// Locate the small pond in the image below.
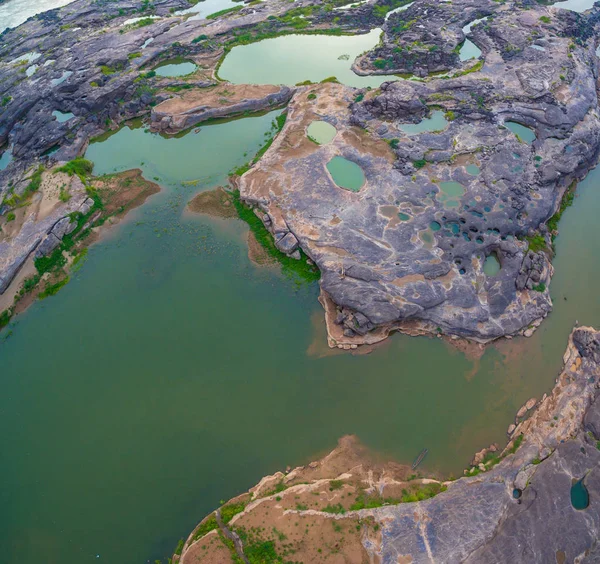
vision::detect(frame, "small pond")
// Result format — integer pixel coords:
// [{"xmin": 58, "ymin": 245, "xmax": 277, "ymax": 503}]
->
[
  {"xmin": 551, "ymin": 0, "xmax": 596, "ymax": 12},
  {"xmin": 154, "ymin": 58, "xmax": 197, "ymax": 77},
  {"xmin": 51, "ymin": 71, "xmax": 72, "ymax": 87},
  {"xmin": 176, "ymin": 0, "xmax": 238, "ymax": 20},
  {"xmin": 483, "ymin": 254, "xmax": 501, "ymax": 276},
  {"xmin": 505, "ymin": 121, "xmax": 536, "ymax": 144},
  {"xmin": 53, "ymin": 110, "xmax": 75, "ymax": 123},
  {"xmin": 25, "ymin": 64, "xmax": 38, "ymax": 77},
  {"xmin": 571, "ymin": 478, "xmax": 590, "ymax": 510},
  {"xmin": 307, "ymin": 121, "xmax": 337, "ymax": 144},
  {"xmin": 122, "ymin": 15, "xmax": 160, "ymax": 26},
  {"xmin": 459, "ymin": 39, "xmax": 482, "ymax": 61},
  {"xmin": 218, "ymin": 29, "xmax": 399, "ymax": 88},
  {"xmin": 466, "ymin": 164, "xmax": 480, "ymax": 175},
  {"xmin": 437, "ymin": 181, "xmax": 465, "ymax": 208},
  {"xmin": 327, "ymin": 156, "xmax": 365, "ymax": 192},
  {"xmin": 0, "ymin": 146, "xmax": 13, "ymax": 171},
  {"xmin": 399, "ymin": 110, "xmax": 448, "ymax": 135}
]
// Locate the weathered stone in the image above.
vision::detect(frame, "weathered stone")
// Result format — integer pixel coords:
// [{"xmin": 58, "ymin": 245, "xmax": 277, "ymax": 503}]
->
[
  {"xmin": 35, "ymin": 233, "xmax": 61, "ymax": 258},
  {"xmin": 275, "ymin": 231, "xmax": 299, "ymax": 255}
]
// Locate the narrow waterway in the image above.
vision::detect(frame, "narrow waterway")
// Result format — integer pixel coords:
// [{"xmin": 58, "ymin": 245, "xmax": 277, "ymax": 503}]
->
[{"xmin": 1, "ymin": 107, "xmax": 600, "ymax": 563}]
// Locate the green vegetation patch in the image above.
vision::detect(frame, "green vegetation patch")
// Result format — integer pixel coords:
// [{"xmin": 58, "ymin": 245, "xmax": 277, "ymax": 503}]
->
[
  {"xmin": 232, "ymin": 192, "xmax": 320, "ymax": 284},
  {"xmin": 322, "ymin": 502, "xmax": 346, "ymax": 514},
  {"xmin": 525, "ymin": 233, "xmax": 547, "ymax": 254},
  {"xmin": 38, "ymin": 277, "xmax": 70, "ymax": 299},
  {"xmin": 57, "ymin": 158, "xmax": 94, "ymax": 178},
  {"xmin": 220, "ymin": 501, "xmax": 247, "ymax": 524},
  {"xmin": 547, "ymin": 181, "xmax": 575, "ymax": 234},
  {"xmin": 207, "ymin": 6, "xmax": 243, "ymax": 19},
  {"xmin": 2, "ymin": 165, "xmax": 44, "ymax": 208},
  {"xmin": 193, "ymin": 514, "xmax": 219, "ymax": 541}
]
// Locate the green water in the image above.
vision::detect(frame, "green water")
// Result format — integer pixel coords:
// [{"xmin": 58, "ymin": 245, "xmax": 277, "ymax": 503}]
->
[
  {"xmin": 462, "ymin": 17, "xmax": 488, "ymax": 34},
  {"xmin": 218, "ymin": 30, "xmax": 400, "ymax": 88},
  {"xmin": 3, "ymin": 109, "xmax": 600, "ymax": 563},
  {"xmin": 466, "ymin": 164, "xmax": 480, "ymax": 176},
  {"xmin": 154, "ymin": 58, "xmax": 197, "ymax": 77},
  {"xmin": 437, "ymin": 180, "xmax": 465, "ymax": 208},
  {"xmin": 175, "ymin": 0, "xmax": 237, "ymax": 20},
  {"xmin": 50, "ymin": 70, "xmax": 72, "ymax": 87},
  {"xmin": 52, "ymin": 110, "xmax": 75, "ymax": 123},
  {"xmin": 399, "ymin": 110, "xmax": 448, "ymax": 135},
  {"xmin": 483, "ymin": 254, "xmax": 501, "ymax": 276},
  {"xmin": 571, "ymin": 478, "xmax": 590, "ymax": 510},
  {"xmin": 505, "ymin": 121, "xmax": 537, "ymax": 144},
  {"xmin": 398, "ymin": 212, "xmax": 411, "ymax": 220},
  {"xmin": 459, "ymin": 39, "xmax": 482, "ymax": 61},
  {"xmin": 0, "ymin": 146, "xmax": 12, "ymax": 170},
  {"xmin": 326, "ymin": 156, "xmax": 365, "ymax": 191},
  {"xmin": 307, "ymin": 120, "xmax": 337, "ymax": 144}
]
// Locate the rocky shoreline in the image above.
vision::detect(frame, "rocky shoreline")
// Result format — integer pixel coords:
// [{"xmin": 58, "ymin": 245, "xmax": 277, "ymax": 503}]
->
[
  {"xmin": 174, "ymin": 326, "xmax": 600, "ymax": 563},
  {"xmin": 0, "ymin": 164, "xmax": 160, "ymax": 328}
]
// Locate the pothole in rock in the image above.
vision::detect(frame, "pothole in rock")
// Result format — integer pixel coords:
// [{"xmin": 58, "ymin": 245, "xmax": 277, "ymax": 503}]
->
[
  {"xmin": 483, "ymin": 253, "xmax": 501, "ymax": 276},
  {"xmin": 571, "ymin": 478, "xmax": 590, "ymax": 510},
  {"xmin": 459, "ymin": 39, "xmax": 482, "ymax": 61},
  {"xmin": 307, "ymin": 121, "xmax": 337, "ymax": 144},
  {"xmin": 53, "ymin": 110, "xmax": 75, "ymax": 123},
  {"xmin": 399, "ymin": 110, "xmax": 448, "ymax": 135},
  {"xmin": 0, "ymin": 146, "xmax": 13, "ymax": 171},
  {"xmin": 154, "ymin": 58, "xmax": 197, "ymax": 77},
  {"xmin": 326, "ymin": 156, "xmax": 365, "ymax": 192},
  {"xmin": 504, "ymin": 121, "xmax": 536, "ymax": 144},
  {"xmin": 437, "ymin": 181, "xmax": 464, "ymax": 208}
]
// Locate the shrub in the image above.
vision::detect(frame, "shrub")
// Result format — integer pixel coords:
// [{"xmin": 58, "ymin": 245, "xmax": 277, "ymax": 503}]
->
[
  {"xmin": 56, "ymin": 158, "xmax": 94, "ymax": 178},
  {"xmin": 38, "ymin": 277, "xmax": 70, "ymax": 299},
  {"xmin": 206, "ymin": 6, "xmax": 242, "ymax": 19},
  {"xmin": 322, "ymin": 503, "xmax": 345, "ymax": 514}
]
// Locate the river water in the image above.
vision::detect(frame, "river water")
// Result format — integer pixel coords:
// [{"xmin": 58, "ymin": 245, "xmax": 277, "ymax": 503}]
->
[
  {"xmin": 2, "ymin": 1, "xmax": 600, "ymax": 563},
  {"xmin": 0, "ymin": 0, "xmax": 73, "ymax": 33}
]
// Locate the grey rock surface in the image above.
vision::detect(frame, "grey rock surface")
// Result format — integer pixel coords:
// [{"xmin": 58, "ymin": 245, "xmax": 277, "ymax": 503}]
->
[
  {"xmin": 240, "ymin": 0, "xmax": 600, "ymax": 344},
  {"xmin": 0, "ymin": 173, "xmax": 87, "ymax": 293}
]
